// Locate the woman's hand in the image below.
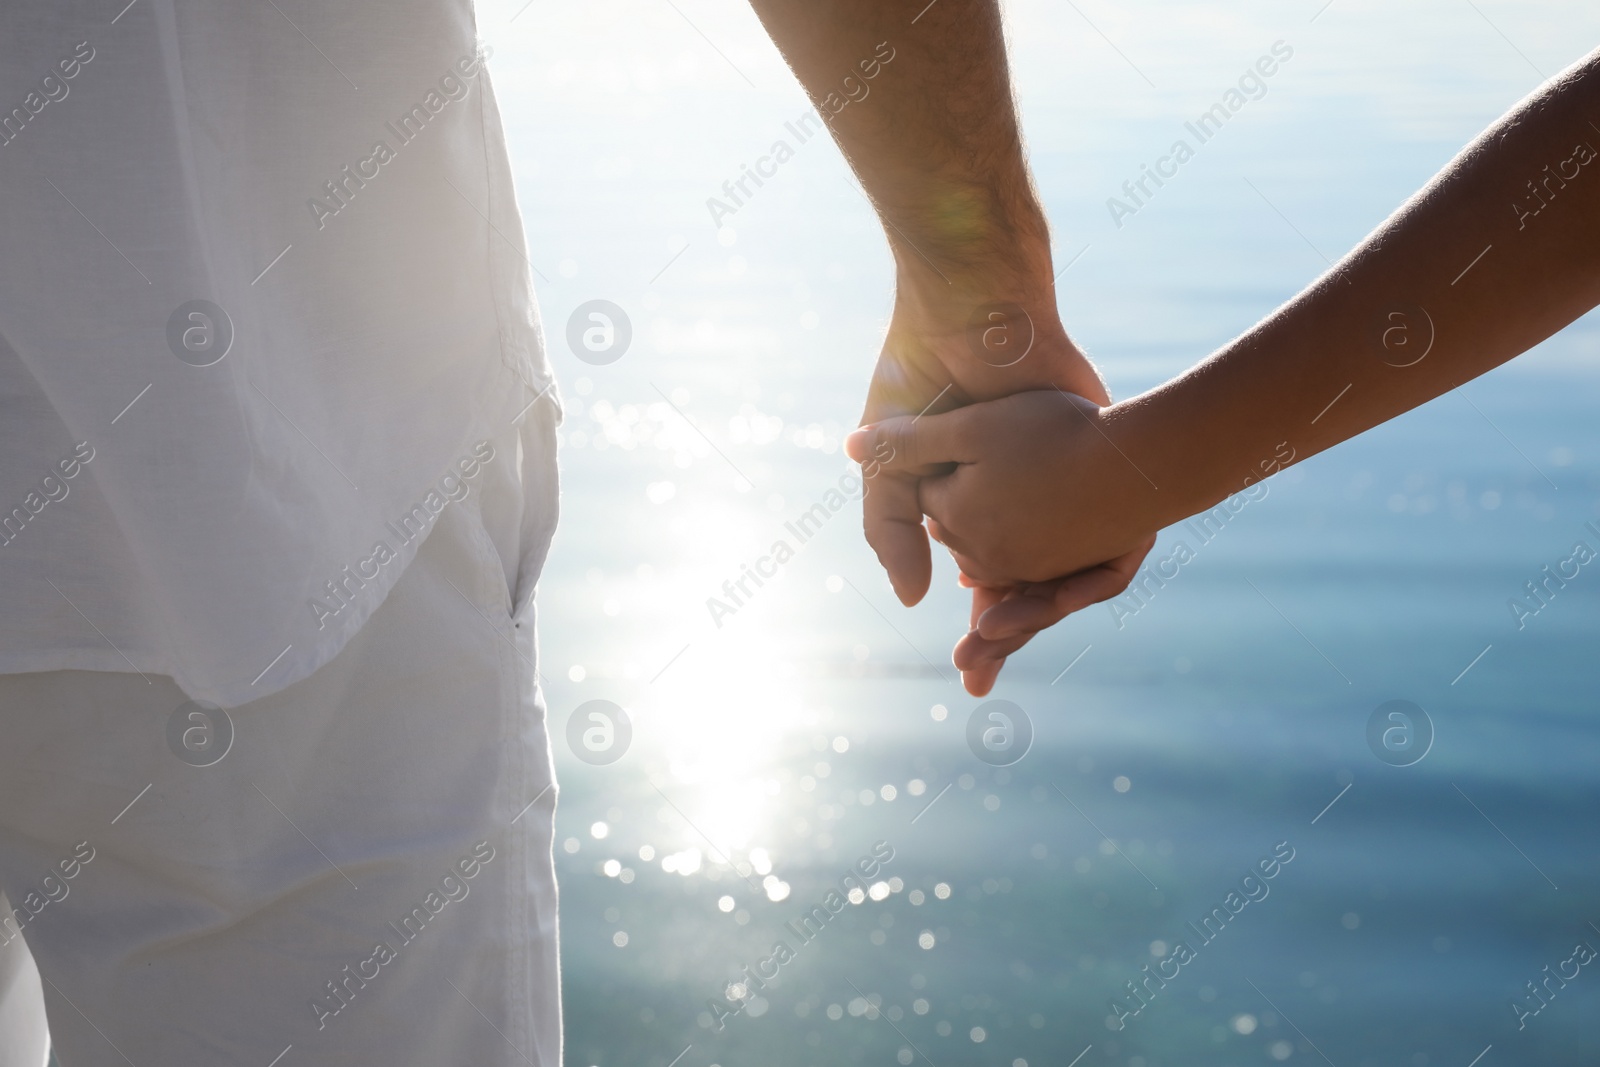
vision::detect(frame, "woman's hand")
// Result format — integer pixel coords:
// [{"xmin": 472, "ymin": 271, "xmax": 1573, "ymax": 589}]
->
[
  {"xmin": 848, "ymin": 388, "xmax": 1162, "ymax": 694},
  {"xmin": 853, "ymin": 389, "xmax": 1161, "ymax": 585}
]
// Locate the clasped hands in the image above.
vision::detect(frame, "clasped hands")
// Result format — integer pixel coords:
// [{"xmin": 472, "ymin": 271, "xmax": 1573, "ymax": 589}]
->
[{"xmin": 844, "ymin": 291, "xmax": 1163, "ymax": 696}]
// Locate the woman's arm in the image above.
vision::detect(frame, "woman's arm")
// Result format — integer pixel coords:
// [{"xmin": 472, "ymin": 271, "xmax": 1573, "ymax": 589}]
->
[{"xmin": 1125, "ymin": 46, "xmax": 1600, "ymax": 532}]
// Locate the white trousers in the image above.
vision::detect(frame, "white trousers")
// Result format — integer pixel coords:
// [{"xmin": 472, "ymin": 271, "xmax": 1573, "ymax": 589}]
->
[{"xmin": 0, "ymin": 409, "xmax": 561, "ymax": 1066}]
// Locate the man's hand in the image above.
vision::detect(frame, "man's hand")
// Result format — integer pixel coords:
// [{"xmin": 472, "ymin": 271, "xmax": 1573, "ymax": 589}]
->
[
  {"xmin": 748, "ymin": 0, "xmax": 1127, "ymax": 682},
  {"xmin": 860, "ymin": 287, "xmax": 1110, "ymax": 607}
]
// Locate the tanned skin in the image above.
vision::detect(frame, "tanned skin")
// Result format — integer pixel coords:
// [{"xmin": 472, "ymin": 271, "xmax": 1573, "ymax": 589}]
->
[{"xmin": 846, "ymin": 48, "xmax": 1600, "ymax": 692}]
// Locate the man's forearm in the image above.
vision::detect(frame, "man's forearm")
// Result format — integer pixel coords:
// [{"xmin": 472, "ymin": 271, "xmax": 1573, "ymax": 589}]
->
[
  {"xmin": 1123, "ymin": 47, "xmax": 1600, "ymax": 524},
  {"xmin": 747, "ymin": 0, "xmax": 1055, "ymax": 304},
  {"xmin": 764, "ymin": 1, "xmax": 1111, "ymax": 609}
]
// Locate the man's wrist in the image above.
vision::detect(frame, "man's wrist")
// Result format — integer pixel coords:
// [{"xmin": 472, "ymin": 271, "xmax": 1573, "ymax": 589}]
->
[
  {"xmin": 889, "ymin": 224, "xmax": 1060, "ymax": 348},
  {"xmin": 873, "ymin": 184, "xmax": 1112, "ymax": 406},
  {"xmin": 888, "ymin": 204, "xmax": 1056, "ymax": 317},
  {"xmin": 889, "ymin": 265, "xmax": 1109, "ymax": 406}
]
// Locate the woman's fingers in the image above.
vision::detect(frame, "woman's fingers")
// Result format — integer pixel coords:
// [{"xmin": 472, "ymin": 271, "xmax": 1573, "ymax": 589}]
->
[
  {"xmin": 967, "ymin": 580, "xmax": 1010, "ymax": 629},
  {"xmin": 922, "ymin": 470, "xmax": 1028, "ymax": 586},
  {"xmin": 955, "ymin": 626, "xmax": 1037, "ymax": 694},
  {"xmin": 953, "ymin": 537, "xmax": 1158, "ymax": 687},
  {"xmin": 924, "ymin": 519, "xmax": 1017, "ymax": 589},
  {"xmin": 974, "ymin": 537, "xmax": 1157, "ymax": 641},
  {"xmin": 953, "ymin": 538, "xmax": 1157, "ymax": 692},
  {"xmin": 960, "ymin": 656, "xmax": 1006, "ymax": 696},
  {"xmin": 950, "ymin": 583, "xmax": 1040, "ymax": 695}
]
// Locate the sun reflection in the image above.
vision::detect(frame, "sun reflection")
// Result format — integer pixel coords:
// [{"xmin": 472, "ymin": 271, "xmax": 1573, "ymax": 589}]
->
[
  {"xmin": 660, "ymin": 847, "xmax": 702, "ymax": 876},
  {"xmin": 637, "ymin": 635, "xmax": 811, "ymax": 880}
]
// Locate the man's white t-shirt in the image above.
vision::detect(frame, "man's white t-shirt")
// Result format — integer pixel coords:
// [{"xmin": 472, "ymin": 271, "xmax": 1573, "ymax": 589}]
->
[{"xmin": 0, "ymin": 0, "xmax": 556, "ymax": 706}]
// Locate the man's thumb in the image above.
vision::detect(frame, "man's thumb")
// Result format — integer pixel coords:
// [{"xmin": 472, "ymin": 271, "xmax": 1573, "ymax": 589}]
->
[
  {"xmin": 844, "ymin": 411, "xmax": 968, "ymax": 474},
  {"xmin": 843, "ymin": 423, "xmax": 888, "ymax": 464}
]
